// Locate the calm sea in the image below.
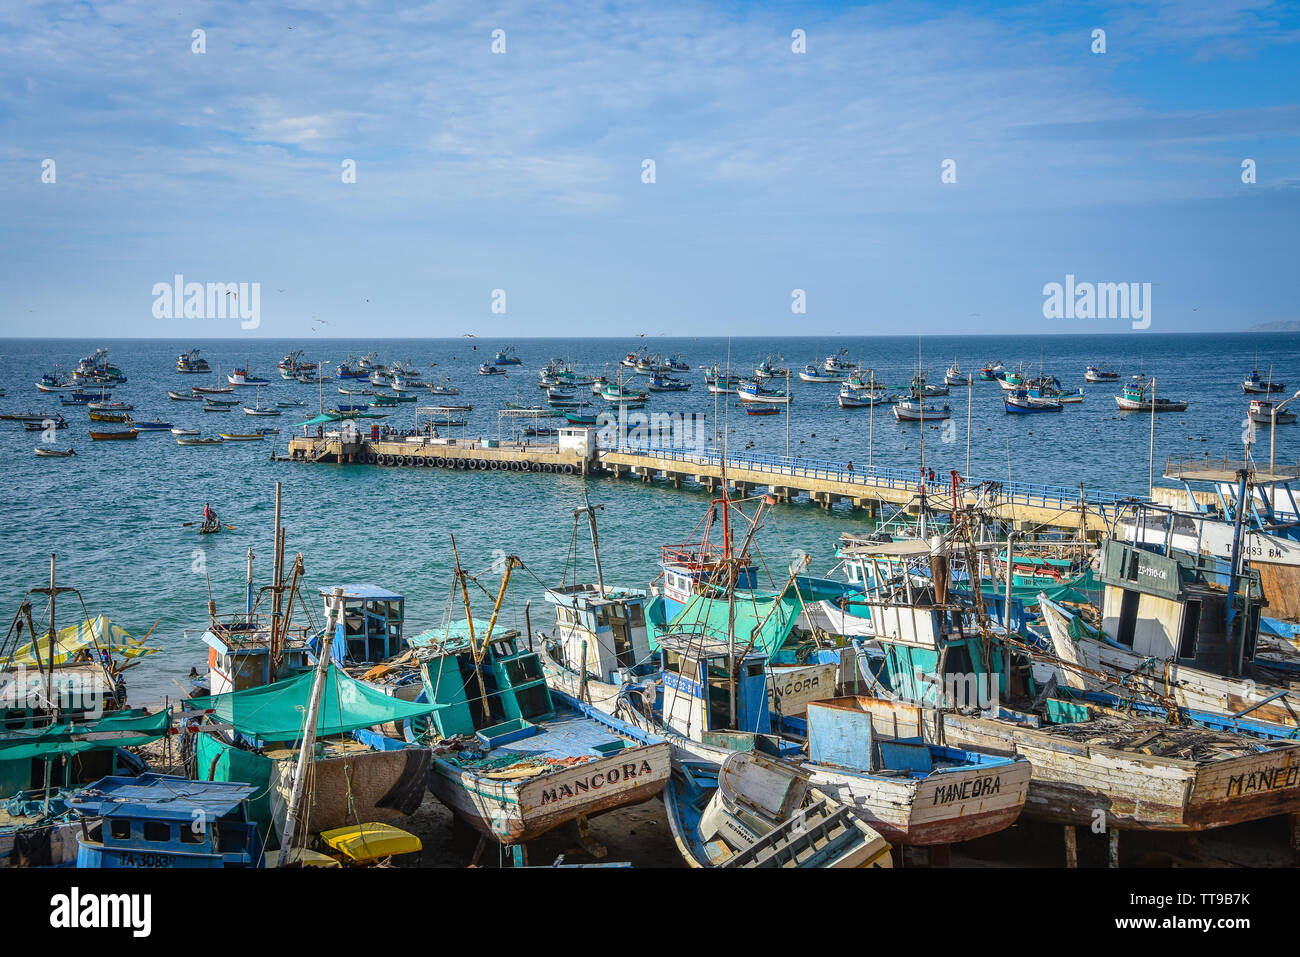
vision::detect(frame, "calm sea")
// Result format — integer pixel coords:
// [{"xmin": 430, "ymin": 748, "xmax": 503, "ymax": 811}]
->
[{"xmin": 2, "ymin": 333, "xmax": 1296, "ymax": 703}]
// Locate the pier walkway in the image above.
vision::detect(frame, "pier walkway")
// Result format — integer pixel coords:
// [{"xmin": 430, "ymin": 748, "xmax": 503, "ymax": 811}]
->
[{"xmin": 284, "ymin": 432, "xmax": 1131, "ymax": 534}]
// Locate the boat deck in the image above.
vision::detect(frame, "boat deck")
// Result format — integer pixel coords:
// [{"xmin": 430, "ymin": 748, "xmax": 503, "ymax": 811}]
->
[{"xmin": 455, "ymin": 710, "xmax": 633, "ymax": 781}]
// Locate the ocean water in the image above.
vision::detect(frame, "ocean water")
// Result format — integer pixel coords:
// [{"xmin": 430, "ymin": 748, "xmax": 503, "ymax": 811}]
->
[{"xmin": 2, "ymin": 333, "xmax": 1297, "ymax": 704}]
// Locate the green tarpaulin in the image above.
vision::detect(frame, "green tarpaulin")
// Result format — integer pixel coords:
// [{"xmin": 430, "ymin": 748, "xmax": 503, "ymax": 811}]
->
[
  {"xmin": 651, "ymin": 591, "xmax": 801, "ymax": 657},
  {"xmin": 183, "ymin": 663, "xmax": 442, "ymax": 741},
  {"xmin": 0, "ymin": 708, "xmax": 170, "ymax": 762}
]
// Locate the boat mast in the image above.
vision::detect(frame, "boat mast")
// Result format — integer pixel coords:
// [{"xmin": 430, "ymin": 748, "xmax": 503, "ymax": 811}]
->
[
  {"xmin": 722, "ymin": 341, "xmax": 737, "ymax": 728},
  {"xmin": 278, "ymin": 587, "xmax": 341, "ymax": 866},
  {"xmin": 578, "ymin": 490, "xmax": 606, "ymax": 595}
]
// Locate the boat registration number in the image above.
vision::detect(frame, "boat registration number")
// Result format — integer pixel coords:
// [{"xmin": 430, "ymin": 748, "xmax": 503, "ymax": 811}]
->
[{"xmin": 114, "ymin": 852, "xmax": 175, "ymax": 868}]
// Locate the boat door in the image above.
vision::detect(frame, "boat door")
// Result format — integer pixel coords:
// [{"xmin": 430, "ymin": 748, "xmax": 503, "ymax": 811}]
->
[{"xmin": 607, "ymin": 602, "xmax": 635, "ymax": 669}]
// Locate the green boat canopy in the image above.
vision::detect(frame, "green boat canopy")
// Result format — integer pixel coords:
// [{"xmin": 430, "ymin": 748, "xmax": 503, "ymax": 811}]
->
[
  {"xmin": 184, "ymin": 663, "xmax": 443, "ymax": 741},
  {"xmin": 652, "ymin": 591, "xmax": 801, "ymax": 657},
  {"xmin": 0, "ymin": 708, "xmax": 171, "ymax": 762}
]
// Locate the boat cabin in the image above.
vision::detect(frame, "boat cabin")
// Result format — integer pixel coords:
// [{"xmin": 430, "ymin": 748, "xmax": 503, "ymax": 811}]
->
[
  {"xmin": 202, "ymin": 615, "xmax": 313, "ymax": 695},
  {"xmin": 319, "ymin": 584, "xmax": 405, "ymax": 664},
  {"xmin": 1097, "ymin": 539, "xmax": 1264, "ymax": 675},
  {"xmin": 658, "ymin": 636, "xmax": 774, "ymax": 743},
  {"xmin": 71, "ymin": 774, "xmax": 262, "ymax": 868},
  {"xmin": 544, "ymin": 584, "xmax": 654, "ymax": 683},
  {"xmin": 414, "ymin": 627, "xmax": 556, "ymax": 741}
]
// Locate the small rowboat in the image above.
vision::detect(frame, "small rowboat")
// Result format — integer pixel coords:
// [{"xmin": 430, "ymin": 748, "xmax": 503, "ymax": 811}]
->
[
  {"xmin": 88, "ymin": 410, "xmax": 131, "ymax": 423},
  {"xmin": 218, "ymin": 433, "xmax": 266, "ymax": 441},
  {"xmin": 132, "ymin": 421, "xmax": 173, "ymax": 431},
  {"xmin": 0, "ymin": 412, "xmax": 58, "ymax": 422},
  {"xmin": 171, "ymin": 427, "xmax": 200, "ymax": 436},
  {"xmin": 34, "ymin": 447, "xmax": 76, "ymax": 457},
  {"xmin": 88, "ymin": 400, "xmax": 133, "ymax": 411},
  {"xmin": 746, "ymin": 404, "xmax": 780, "ymax": 416},
  {"xmin": 202, "ymin": 403, "xmax": 233, "ymax": 412},
  {"xmin": 177, "ymin": 436, "xmax": 223, "ymax": 446},
  {"xmin": 243, "ymin": 406, "xmax": 281, "ymax": 416},
  {"xmin": 275, "ymin": 399, "xmax": 307, "ymax": 408},
  {"xmin": 204, "ymin": 397, "xmax": 239, "ymax": 407},
  {"xmin": 198, "ymin": 519, "xmax": 222, "ymax": 535},
  {"xmin": 192, "ymin": 385, "xmax": 235, "ymax": 395},
  {"xmin": 90, "ymin": 429, "xmax": 139, "ymax": 440},
  {"xmin": 23, "ymin": 416, "xmax": 66, "ymax": 430},
  {"xmin": 168, "ymin": 391, "xmax": 203, "ymax": 401}
]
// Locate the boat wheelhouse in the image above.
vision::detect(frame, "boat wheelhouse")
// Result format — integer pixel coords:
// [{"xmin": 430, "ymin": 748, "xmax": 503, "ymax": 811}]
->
[
  {"xmin": 72, "ymin": 775, "xmax": 262, "ymax": 868},
  {"xmin": 1115, "ymin": 375, "xmax": 1188, "ymax": 412},
  {"xmin": 1243, "ymin": 369, "xmax": 1285, "ymax": 394}
]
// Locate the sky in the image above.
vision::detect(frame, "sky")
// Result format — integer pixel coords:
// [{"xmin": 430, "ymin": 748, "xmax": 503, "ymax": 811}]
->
[{"xmin": 1, "ymin": 0, "xmax": 1297, "ymax": 338}]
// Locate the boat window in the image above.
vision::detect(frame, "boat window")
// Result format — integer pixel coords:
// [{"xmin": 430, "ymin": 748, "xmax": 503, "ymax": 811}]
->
[
  {"xmin": 1176, "ymin": 599, "xmax": 1200, "ymax": 659},
  {"xmin": 179, "ymin": 824, "xmax": 204, "ymax": 845},
  {"xmin": 110, "ymin": 819, "xmax": 132, "ymax": 841},
  {"xmin": 629, "ymin": 604, "xmax": 645, "ymax": 628},
  {"xmin": 143, "ymin": 821, "xmax": 171, "ymax": 843}
]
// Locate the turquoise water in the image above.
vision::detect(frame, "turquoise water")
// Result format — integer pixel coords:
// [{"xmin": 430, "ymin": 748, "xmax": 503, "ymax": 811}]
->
[{"xmin": 2, "ymin": 334, "xmax": 1297, "ymax": 704}]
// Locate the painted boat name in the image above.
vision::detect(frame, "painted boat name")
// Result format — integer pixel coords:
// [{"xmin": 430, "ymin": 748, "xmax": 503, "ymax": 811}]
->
[
  {"xmin": 539, "ymin": 760, "xmax": 655, "ymax": 804},
  {"xmin": 932, "ymin": 775, "xmax": 1001, "ymax": 806}
]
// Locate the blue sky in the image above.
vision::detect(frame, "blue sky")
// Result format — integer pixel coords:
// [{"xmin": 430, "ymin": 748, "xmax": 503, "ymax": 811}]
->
[{"xmin": 1, "ymin": 0, "xmax": 1297, "ymax": 337}]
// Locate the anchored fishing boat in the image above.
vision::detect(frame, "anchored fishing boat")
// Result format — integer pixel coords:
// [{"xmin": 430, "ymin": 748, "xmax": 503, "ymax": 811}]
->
[
  {"xmin": 1243, "ymin": 369, "xmax": 1285, "ymax": 394},
  {"xmin": 799, "ymin": 363, "xmax": 845, "ymax": 383},
  {"xmin": 1115, "ymin": 375, "xmax": 1188, "ymax": 412},
  {"xmin": 1004, "ymin": 388, "xmax": 1063, "ymax": 414},
  {"xmin": 893, "ymin": 396, "xmax": 951, "ymax": 421},
  {"xmin": 944, "ymin": 360, "xmax": 969, "ymax": 387},
  {"xmin": 493, "ymin": 347, "xmax": 523, "ymax": 366},
  {"xmin": 89, "ymin": 428, "xmax": 138, "ymax": 440},
  {"xmin": 227, "ymin": 365, "xmax": 270, "ymax": 387},
  {"xmin": 1250, "ymin": 398, "xmax": 1297, "ymax": 425},
  {"xmin": 648, "ymin": 373, "xmax": 691, "ymax": 392},
  {"xmin": 478, "ymin": 363, "xmax": 507, "ymax": 376},
  {"xmin": 34, "ymin": 447, "xmax": 76, "ymax": 457},
  {"xmin": 131, "ymin": 421, "xmax": 172, "ymax": 432},
  {"xmin": 746, "ymin": 403, "xmax": 780, "ymax": 416},
  {"xmin": 176, "ymin": 349, "xmax": 212, "ymax": 374},
  {"xmin": 177, "ymin": 436, "xmax": 223, "ymax": 446},
  {"xmin": 737, "ymin": 381, "xmax": 790, "ymax": 404},
  {"xmin": 168, "ymin": 390, "xmax": 204, "ymax": 401},
  {"xmin": 1084, "ymin": 363, "xmax": 1120, "ymax": 383},
  {"xmin": 977, "ymin": 361, "xmax": 1005, "ymax": 382}
]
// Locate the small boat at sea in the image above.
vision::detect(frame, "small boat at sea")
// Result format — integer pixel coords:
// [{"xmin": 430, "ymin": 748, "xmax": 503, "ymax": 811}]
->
[
  {"xmin": 202, "ymin": 403, "xmax": 232, "ymax": 412},
  {"xmin": 219, "ymin": 433, "xmax": 267, "ymax": 441},
  {"xmin": 0, "ymin": 411, "xmax": 56, "ymax": 422},
  {"xmin": 428, "ymin": 377, "xmax": 460, "ymax": 396},
  {"xmin": 131, "ymin": 421, "xmax": 172, "ymax": 431},
  {"xmin": 1084, "ymin": 363, "xmax": 1120, "ymax": 382},
  {"xmin": 1243, "ymin": 368, "xmax": 1285, "ymax": 394},
  {"xmin": 228, "ymin": 365, "xmax": 270, "ymax": 387},
  {"xmin": 977, "ymin": 361, "xmax": 1005, "ymax": 381},
  {"xmin": 799, "ymin": 363, "xmax": 845, "ymax": 383},
  {"xmin": 171, "ymin": 427, "xmax": 199, "ymax": 436},
  {"xmin": 34, "ymin": 447, "xmax": 75, "ymax": 457},
  {"xmin": 563, "ymin": 411, "xmax": 599, "ymax": 425},
  {"xmin": 22, "ymin": 415, "xmax": 65, "ymax": 430},
  {"xmin": 493, "ymin": 347, "xmax": 523, "ymax": 365},
  {"xmin": 1114, "ymin": 374, "xmax": 1188, "ymax": 412},
  {"xmin": 648, "ymin": 373, "xmax": 691, "ymax": 392},
  {"xmin": 168, "ymin": 390, "xmax": 203, "ymax": 401},
  {"xmin": 893, "ymin": 397, "xmax": 950, "ymax": 421},
  {"xmin": 35, "ymin": 371, "xmax": 78, "ymax": 392},
  {"xmin": 89, "ymin": 429, "xmax": 138, "ymax": 440},
  {"xmin": 1004, "ymin": 388, "xmax": 1063, "ymax": 414},
  {"xmin": 177, "ymin": 436, "xmax": 223, "ymax": 446},
  {"xmin": 1026, "ymin": 375, "xmax": 1084, "ymax": 403},
  {"xmin": 276, "ymin": 399, "xmax": 307, "ymax": 408},
  {"xmin": 88, "ymin": 410, "xmax": 130, "ymax": 423},
  {"xmin": 746, "ymin": 404, "xmax": 780, "ymax": 416},
  {"xmin": 175, "ymin": 349, "xmax": 212, "ymax": 374},
  {"xmin": 87, "ymin": 399, "xmax": 132, "ymax": 412},
  {"xmin": 242, "ymin": 385, "xmax": 281, "ymax": 416},
  {"xmin": 478, "ymin": 363, "xmax": 507, "ymax": 376},
  {"xmin": 665, "ymin": 751, "xmax": 893, "ymax": 868},
  {"xmin": 1249, "ymin": 398, "xmax": 1297, "ymax": 425},
  {"xmin": 737, "ymin": 381, "xmax": 790, "ymax": 404},
  {"xmin": 944, "ymin": 359, "xmax": 970, "ymax": 386},
  {"xmin": 838, "ymin": 385, "xmax": 892, "ymax": 408}
]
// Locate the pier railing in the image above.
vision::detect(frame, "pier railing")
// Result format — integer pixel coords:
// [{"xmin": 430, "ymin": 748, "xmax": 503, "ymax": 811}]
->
[{"xmin": 606, "ymin": 445, "xmax": 1128, "ymax": 510}]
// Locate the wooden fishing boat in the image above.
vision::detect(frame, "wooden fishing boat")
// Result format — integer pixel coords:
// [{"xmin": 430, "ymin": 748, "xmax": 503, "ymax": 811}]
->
[
  {"xmin": 843, "ymin": 534, "xmax": 1300, "ymax": 839},
  {"xmin": 1084, "ymin": 363, "xmax": 1120, "ymax": 382},
  {"xmin": 33, "ymin": 447, "xmax": 75, "ymax": 457},
  {"xmin": 87, "ymin": 410, "xmax": 130, "ymax": 423},
  {"xmin": 800, "ymin": 697, "xmax": 1031, "ymax": 845},
  {"xmin": 175, "ymin": 349, "xmax": 212, "ymax": 374},
  {"xmin": 1004, "ymin": 388, "xmax": 1063, "ymax": 414},
  {"xmin": 893, "ymin": 397, "xmax": 951, "ymax": 421},
  {"xmin": 131, "ymin": 421, "xmax": 172, "ymax": 431},
  {"xmin": 22, "ymin": 416, "xmax": 65, "ymax": 430},
  {"xmin": 1243, "ymin": 369, "xmax": 1285, "ymax": 394},
  {"xmin": 665, "ymin": 751, "xmax": 893, "ymax": 868},
  {"xmin": 219, "ymin": 433, "xmax": 266, "ymax": 441},
  {"xmin": 478, "ymin": 364, "xmax": 507, "ymax": 376},
  {"xmin": 799, "ymin": 363, "xmax": 845, "ymax": 383},
  {"xmin": 737, "ymin": 381, "xmax": 789, "ymax": 404},
  {"xmin": 0, "ymin": 411, "xmax": 57, "ymax": 422},
  {"xmin": 227, "ymin": 366, "xmax": 270, "ymax": 387},
  {"xmin": 171, "ymin": 427, "xmax": 199, "ymax": 436},
  {"xmin": 168, "ymin": 391, "xmax": 204, "ymax": 401},
  {"xmin": 747, "ymin": 403, "xmax": 780, "ymax": 415},
  {"xmin": 1115, "ymin": 375, "xmax": 1188, "ymax": 412},
  {"xmin": 944, "ymin": 360, "xmax": 969, "ymax": 387},
  {"xmin": 89, "ymin": 429, "xmax": 138, "ymax": 440},
  {"xmin": 202, "ymin": 403, "xmax": 233, "ymax": 411},
  {"xmin": 177, "ymin": 436, "xmax": 223, "ymax": 446},
  {"xmin": 1249, "ymin": 398, "xmax": 1297, "ymax": 425},
  {"xmin": 409, "ymin": 624, "xmax": 670, "ymax": 858}
]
